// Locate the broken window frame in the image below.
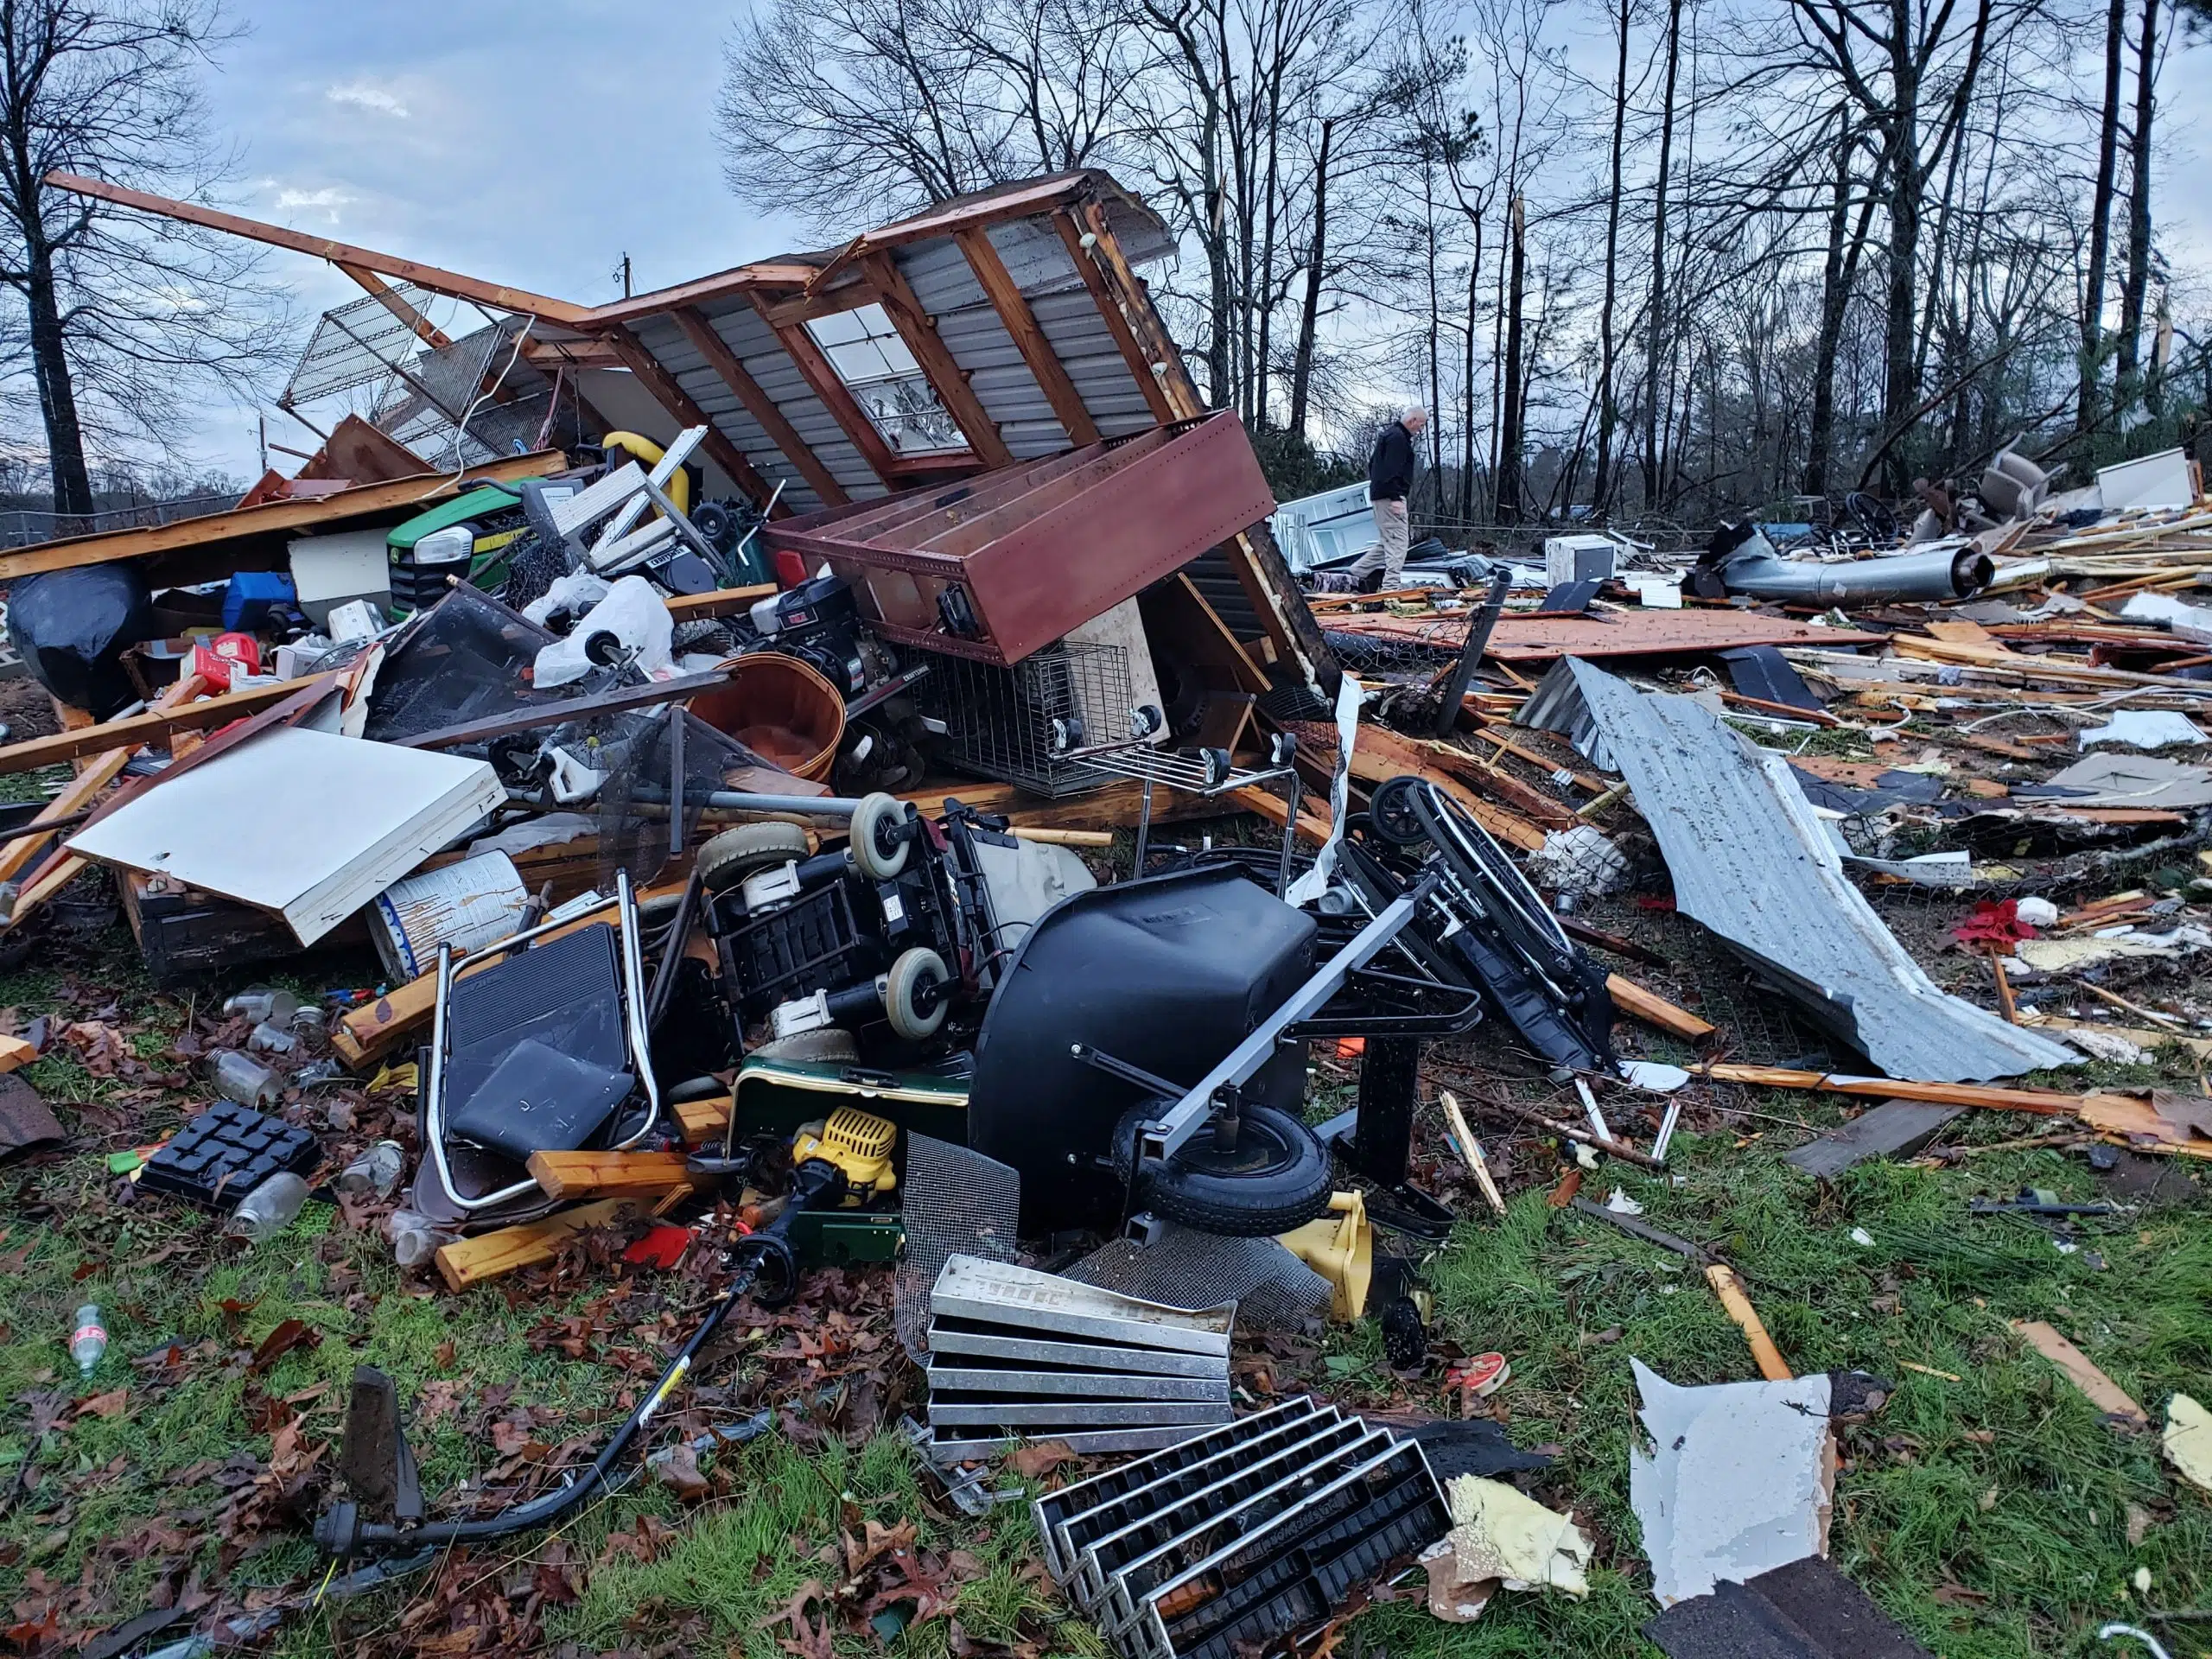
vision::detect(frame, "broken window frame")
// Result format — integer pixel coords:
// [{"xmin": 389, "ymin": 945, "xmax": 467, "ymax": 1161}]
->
[{"xmin": 803, "ymin": 301, "xmax": 971, "ymax": 460}]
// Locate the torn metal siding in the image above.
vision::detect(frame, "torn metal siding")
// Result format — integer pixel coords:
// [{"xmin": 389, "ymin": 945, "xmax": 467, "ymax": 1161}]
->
[{"xmin": 1560, "ymin": 659, "xmax": 2075, "ymax": 1084}]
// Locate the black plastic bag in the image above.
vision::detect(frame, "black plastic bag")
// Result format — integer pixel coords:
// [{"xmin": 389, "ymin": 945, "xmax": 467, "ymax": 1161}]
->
[{"xmin": 7, "ymin": 565, "xmax": 154, "ymax": 716}]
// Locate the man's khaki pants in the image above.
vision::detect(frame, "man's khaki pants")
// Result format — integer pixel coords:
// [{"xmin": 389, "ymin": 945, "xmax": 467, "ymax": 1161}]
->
[{"xmin": 1346, "ymin": 497, "xmax": 1410, "ymax": 585}]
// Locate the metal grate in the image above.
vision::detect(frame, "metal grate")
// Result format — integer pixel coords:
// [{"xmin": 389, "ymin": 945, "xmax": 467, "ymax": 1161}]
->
[
  {"xmin": 1066, "ymin": 1225, "xmax": 1331, "ymax": 1332},
  {"xmin": 895, "ymin": 1135, "xmax": 1020, "ymax": 1361},
  {"xmin": 915, "ymin": 639, "xmax": 1134, "ymax": 797}
]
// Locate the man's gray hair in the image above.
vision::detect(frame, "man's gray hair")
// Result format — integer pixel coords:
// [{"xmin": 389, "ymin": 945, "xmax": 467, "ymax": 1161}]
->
[{"xmin": 1403, "ymin": 404, "xmax": 1428, "ymax": 423}]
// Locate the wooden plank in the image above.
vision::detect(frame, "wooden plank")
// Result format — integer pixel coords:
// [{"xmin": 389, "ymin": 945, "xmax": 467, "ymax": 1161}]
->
[
  {"xmin": 665, "ymin": 583, "xmax": 778, "ymax": 622},
  {"xmin": 0, "ymin": 672, "xmax": 342, "ymax": 778},
  {"xmin": 1290, "ymin": 722, "xmax": 1550, "ymax": 851},
  {"xmin": 434, "ymin": 1199, "xmax": 633, "ymax": 1292},
  {"xmin": 1705, "ymin": 1263, "xmax": 1792, "ymax": 1382},
  {"xmin": 670, "ymin": 307, "xmax": 853, "ymax": 505},
  {"xmin": 526, "ymin": 1149, "xmax": 698, "ymax": 1202},
  {"xmin": 1693, "ymin": 1062, "xmax": 2103, "ymax": 1116},
  {"xmin": 0, "ymin": 1033, "xmax": 37, "ymax": 1072},
  {"xmin": 45, "ymin": 171, "xmax": 593, "ymax": 324},
  {"xmin": 2009, "ymin": 1320, "xmax": 2148, "ymax": 1424},
  {"xmin": 1051, "ymin": 209, "xmax": 1176, "ymax": 422},
  {"xmin": 1605, "ymin": 975, "xmax": 1714, "ymax": 1040},
  {"xmin": 953, "ymin": 227, "xmax": 1102, "ymax": 445},
  {"xmin": 675, "ymin": 1093, "xmax": 733, "ymax": 1146},
  {"xmin": 1783, "ymin": 1101, "xmax": 1965, "ymax": 1179},
  {"xmin": 597, "ymin": 326, "xmax": 784, "ymax": 511},
  {"xmin": 0, "ymin": 453, "xmax": 556, "ymax": 582},
  {"xmin": 859, "ymin": 254, "xmax": 1014, "ymax": 467},
  {"xmin": 747, "ymin": 293, "xmax": 902, "ymax": 486}
]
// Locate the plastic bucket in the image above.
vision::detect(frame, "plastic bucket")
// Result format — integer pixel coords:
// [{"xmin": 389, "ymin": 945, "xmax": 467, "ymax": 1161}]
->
[
  {"xmin": 372, "ymin": 851, "xmax": 530, "ymax": 982},
  {"xmin": 690, "ymin": 652, "xmax": 846, "ymax": 781}
]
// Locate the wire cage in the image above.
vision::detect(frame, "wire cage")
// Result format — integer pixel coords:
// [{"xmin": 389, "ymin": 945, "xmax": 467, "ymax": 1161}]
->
[{"xmin": 914, "ymin": 639, "xmax": 1137, "ymax": 798}]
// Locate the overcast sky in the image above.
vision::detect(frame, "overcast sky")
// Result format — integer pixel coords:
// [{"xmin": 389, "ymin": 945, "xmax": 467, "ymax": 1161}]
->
[
  {"xmin": 190, "ymin": 0, "xmax": 2212, "ymax": 477},
  {"xmin": 193, "ymin": 0, "xmax": 807, "ymax": 473}
]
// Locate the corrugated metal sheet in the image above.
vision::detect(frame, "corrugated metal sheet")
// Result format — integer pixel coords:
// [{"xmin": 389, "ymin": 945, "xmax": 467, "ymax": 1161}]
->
[
  {"xmin": 619, "ymin": 211, "xmax": 1160, "ymax": 501},
  {"xmin": 1557, "ymin": 659, "xmax": 2076, "ymax": 1084}
]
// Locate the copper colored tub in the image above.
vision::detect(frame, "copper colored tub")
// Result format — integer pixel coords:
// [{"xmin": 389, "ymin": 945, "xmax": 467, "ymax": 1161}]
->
[{"xmin": 691, "ymin": 652, "xmax": 845, "ymax": 781}]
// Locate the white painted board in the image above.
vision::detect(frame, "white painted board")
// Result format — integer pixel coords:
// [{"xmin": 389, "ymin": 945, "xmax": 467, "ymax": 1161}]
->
[
  {"xmin": 67, "ymin": 727, "xmax": 503, "ymax": 944},
  {"xmin": 2096, "ymin": 447, "xmax": 2195, "ymax": 512}
]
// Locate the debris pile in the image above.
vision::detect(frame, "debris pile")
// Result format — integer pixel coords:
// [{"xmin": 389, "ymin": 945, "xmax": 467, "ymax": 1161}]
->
[{"xmin": 1, "ymin": 169, "xmax": 2206, "ymax": 1659}]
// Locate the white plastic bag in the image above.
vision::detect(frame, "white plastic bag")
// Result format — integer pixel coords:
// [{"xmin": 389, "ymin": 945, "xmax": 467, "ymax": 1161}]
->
[{"xmin": 531, "ymin": 574, "xmax": 672, "ymax": 690}]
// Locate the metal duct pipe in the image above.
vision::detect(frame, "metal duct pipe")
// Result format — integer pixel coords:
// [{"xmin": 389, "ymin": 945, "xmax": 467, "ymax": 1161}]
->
[{"xmin": 1716, "ymin": 533, "xmax": 1994, "ymax": 604}]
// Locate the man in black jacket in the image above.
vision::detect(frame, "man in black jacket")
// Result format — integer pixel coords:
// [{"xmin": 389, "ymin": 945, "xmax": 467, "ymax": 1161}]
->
[{"xmin": 1347, "ymin": 406, "xmax": 1426, "ymax": 592}]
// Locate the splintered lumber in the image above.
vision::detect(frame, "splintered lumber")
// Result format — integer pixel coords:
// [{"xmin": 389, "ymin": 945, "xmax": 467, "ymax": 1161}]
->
[
  {"xmin": 0, "ymin": 1035, "xmax": 36, "ymax": 1073},
  {"xmin": 2009, "ymin": 1320, "xmax": 2147, "ymax": 1425},
  {"xmin": 1706, "ymin": 1264, "xmax": 1793, "ymax": 1382},
  {"xmin": 1231, "ymin": 781, "xmax": 1334, "ymax": 844},
  {"xmin": 1606, "ymin": 975, "xmax": 1714, "ymax": 1041},
  {"xmin": 1317, "ymin": 721, "xmax": 1549, "ymax": 850},
  {"xmin": 674, "ymin": 1093, "xmax": 733, "ymax": 1146},
  {"xmin": 0, "ymin": 671, "xmax": 340, "ymax": 777},
  {"xmin": 526, "ymin": 1148, "xmax": 698, "ymax": 1201},
  {"xmin": 1691, "ymin": 1063, "xmax": 2089, "ymax": 1115},
  {"xmin": 434, "ymin": 1198, "xmax": 633, "ymax": 1292}
]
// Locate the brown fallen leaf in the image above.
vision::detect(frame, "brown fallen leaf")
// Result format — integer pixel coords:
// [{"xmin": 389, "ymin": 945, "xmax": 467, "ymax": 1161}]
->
[
  {"xmin": 433, "ymin": 1339, "xmax": 456, "ymax": 1370},
  {"xmin": 652, "ymin": 1442, "xmax": 711, "ymax": 1502},
  {"xmin": 1933, "ymin": 1582, "xmax": 1989, "ymax": 1606},
  {"xmin": 75, "ymin": 1388, "xmax": 128, "ymax": 1421},
  {"xmin": 758, "ymin": 1580, "xmax": 836, "ymax": 1659},
  {"xmin": 843, "ymin": 1516, "xmax": 918, "ymax": 1576},
  {"xmin": 1007, "ymin": 1441, "xmax": 1078, "ymax": 1481},
  {"xmin": 248, "ymin": 1319, "xmax": 321, "ymax": 1375}
]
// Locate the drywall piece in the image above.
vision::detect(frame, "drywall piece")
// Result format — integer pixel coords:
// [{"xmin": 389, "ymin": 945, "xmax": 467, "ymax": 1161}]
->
[
  {"xmin": 2009, "ymin": 1321, "xmax": 2147, "ymax": 1425},
  {"xmin": 287, "ymin": 527, "xmax": 392, "ymax": 626},
  {"xmin": 2120, "ymin": 589, "xmax": 2212, "ymax": 643},
  {"xmin": 2077, "ymin": 711, "xmax": 2208, "ymax": 751},
  {"xmin": 2033, "ymin": 753, "xmax": 2212, "ymax": 810},
  {"xmin": 67, "ymin": 727, "xmax": 502, "ymax": 944},
  {"xmin": 1783, "ymin": 1102, "xmax": 1963, "ymax": 1179},
  {"xmin": 2166, "ymin": 1393, "xmax": 2212, "ymax": 1494},
  {"xmin": 2096, "ymin": 447, "xmax": 2195, "ymax": 511},
  {"xmin": 1629, "ymin": 1359, "xmax": 1834, "ymax": 1608},
  {"xmin": 1442, "ymin": 1474, "xmax": 1591, "ymax": 1599}
]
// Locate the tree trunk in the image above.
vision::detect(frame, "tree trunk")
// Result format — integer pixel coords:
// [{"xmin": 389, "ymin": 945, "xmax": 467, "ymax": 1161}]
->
[
  {"xmin": 1802, "ymin": 131, "xmax": 1855, "ymax": 497},
  {"xmin": 27, "ymin": 243, "xmax": 93, "ymax": 522},
  {"xmin": 1461, "ymin": 251, "xmax": 1478, "ymax": 524},
  {"xmin": 2080, "ymin": 0, "xmax": 2126, "ymax": 430},
  {"xmin": 1497, "ymin": 196, "xmax": 1528, "ymax": 521},
  {"xmin": 1642, "ymin": 0, "xmax": 1684, "ymax": 510},
  {"xmin": 1286, "ymin": 118, "xmax": 1332, "ymax": 441},
  {"xmin": 1878, "ymin": 0, "xmax": 1923, "ymax": 495},
  {"xmin": 1592, "ymin": 0, "xmax": 1630, "ymax": 513},
  {"xmin": 2115, "ymin": 0, "xmax": 2159, "ymax": 391}
]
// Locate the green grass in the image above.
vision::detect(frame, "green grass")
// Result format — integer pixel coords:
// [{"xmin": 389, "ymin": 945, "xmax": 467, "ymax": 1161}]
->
[{"xmin": 0, "ymin": 930, "xmax": 2208, "ymax": 1656}]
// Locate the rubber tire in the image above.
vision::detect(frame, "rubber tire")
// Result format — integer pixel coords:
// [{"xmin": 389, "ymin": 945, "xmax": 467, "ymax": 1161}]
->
[
  {"xmin": 1110, "ymin": 1102, "xmax": 1333, "ymax": 1236},
  {"xmin": 1368, "ymin": 775, "xmax": 1429, "ymax": 847},
  {"xmin": 883, "ymin": 947, "xmax": 950, "ymax": 1041},
  {"xmin": 698, "ymin": 822, "xmax": 811, "ymax": 894},
  {"xmin": 749, "ymin": 1028, "xmax": 860, "ymax": 1065},
  {"xmin": 848, "ymin": 792, "xmax": 910, "ymax": 880}
]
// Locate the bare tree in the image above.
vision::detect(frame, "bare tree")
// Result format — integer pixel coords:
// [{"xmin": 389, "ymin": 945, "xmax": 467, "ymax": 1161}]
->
[{"xmin": 0, "ymin": 0, "xmax": 287, "ymax": 520}]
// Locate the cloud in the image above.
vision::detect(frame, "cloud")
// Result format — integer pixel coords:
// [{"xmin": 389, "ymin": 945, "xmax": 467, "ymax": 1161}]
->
[
  {"xmin": 274, "ymin": 186, "xmax": 352, "ymax": 222},
  {"xmin": 325, "ymin": 81, "xmax": 408, "ymax": 118}
]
